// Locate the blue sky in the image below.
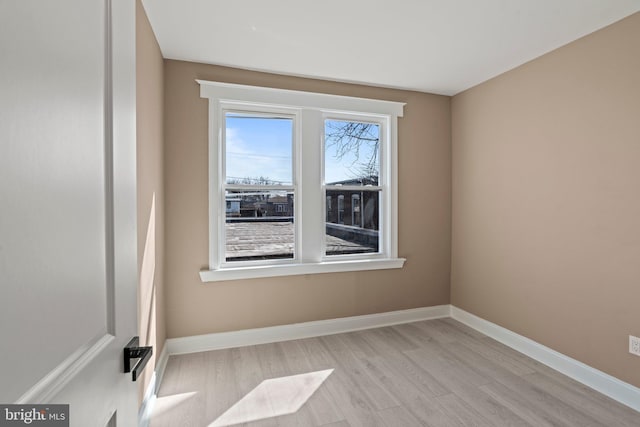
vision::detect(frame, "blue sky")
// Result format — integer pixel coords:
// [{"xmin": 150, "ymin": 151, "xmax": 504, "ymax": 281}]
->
[
  {"xmin": 226, "ymin": 115, "xmax": 293, "ymax": 184},
  {"xmin": 225, "ymin": 115, "xmax": 379, "ymax": 185}
]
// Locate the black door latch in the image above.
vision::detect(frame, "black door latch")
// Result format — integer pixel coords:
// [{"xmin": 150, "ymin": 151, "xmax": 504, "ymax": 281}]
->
[{"xmin": 124, "ymin": 337, "xmax": 153, "ymax": 381}]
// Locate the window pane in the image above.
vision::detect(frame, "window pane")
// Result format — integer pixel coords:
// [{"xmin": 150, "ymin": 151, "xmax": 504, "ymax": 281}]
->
[
  {"xmin": 226, "ymin": 113, "xmax": 293, "ymax": 185},
  {"xmin": 225, "ymin": 190, "xmax": 294, "ymax": 261},
  {"xmin": 325, "ymin": 120, "xmax": 379, "ymax": 185},
  {"xmin": 325, "ymin": 190, "xmax": 379, "ymax": 256}
]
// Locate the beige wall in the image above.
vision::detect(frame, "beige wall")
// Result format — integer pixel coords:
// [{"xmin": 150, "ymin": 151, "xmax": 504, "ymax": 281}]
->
[
  {"xmin": 136, "ymin": 0, "xmax": 166, "ymax": 404},
  {"xmin": 164, "ymin": 60, "xmax": 451, "ymax": 338},
  {"xmin": 452, "ymin": 13, "xmax": 640, "ymax": 388}
]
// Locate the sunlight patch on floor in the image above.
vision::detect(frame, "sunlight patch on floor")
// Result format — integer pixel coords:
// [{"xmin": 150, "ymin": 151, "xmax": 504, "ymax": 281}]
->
[{"xmin": 209, "ymin": 369, "xmax": 333, "ymax": 427}]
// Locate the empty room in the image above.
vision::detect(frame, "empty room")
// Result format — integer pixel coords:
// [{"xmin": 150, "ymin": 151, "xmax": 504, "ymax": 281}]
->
[{"xmin": 1, "ymin": 1, "xmax": 639, "ymax": 426}]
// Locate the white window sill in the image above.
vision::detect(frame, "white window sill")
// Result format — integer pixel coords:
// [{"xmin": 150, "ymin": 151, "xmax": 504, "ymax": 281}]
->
[{"xmin": 199, "ymin": 258, "xmax": 406, "ymax": 282}]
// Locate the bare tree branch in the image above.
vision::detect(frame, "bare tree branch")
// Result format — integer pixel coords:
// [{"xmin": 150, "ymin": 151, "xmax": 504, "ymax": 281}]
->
[{"xmin": 325, "ymin": 121, "xmax": 379, "ymax": 183}]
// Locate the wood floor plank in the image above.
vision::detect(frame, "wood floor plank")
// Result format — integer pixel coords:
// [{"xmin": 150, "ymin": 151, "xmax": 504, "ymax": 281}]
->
[
  {"xmin": 522, "ymin": 371, "xmax": 640, "ymax": 427},
  {"xmin": 446, "ymin": 333, "xmax": 537, "ymax": 377},
  {"xmin": 426, "ymin": 341, "xmax": 536, "ymax": 425},
  {"xmin": 358, "ymin": 353, "xmax": 446, "ymax": 403},
  {"xmin": 388, "ymin": 323, "xmax": 438, "ymax": 348},
  {"xmin": 151, "ymin": 319, "xmax": 639, "ymax": 427},
  {"xmin": 376, "ymin": 405, "xmax": 425, "ymax": 427},
  {"xmin": 434, "ymin": 393, "xmax": 494, "ymax": 427},
  {"xmin": 256, "ymin": 342, "xmax": 288, "ymax": 378},
  {"xmin": 319, "ymin": 421, "xmax": 351, "ymax": 427},
  {"xmin": 403, "ymin": 346, "xmax": 492, "ymax": 390},
  {"xmin": 369, "ymin": 325, "xmax": 422, "ymax": 352},
  {"xmin": 451, "ymin": 385, "xmax": 532, "ymax": 426},
  {"xmin": 410, "ymin": 318, "xmax": 469, "ymax": 344},
  {"xmin": 477, "ymin": 335, "xmax": 560, "ymax": 375},
  {"xmin": 252, "ymin": 342, "xmax": 320, "ymax": 427},
  {"xmin": 296, "ymin": 337, "xmax": 386, "ymax": 427},
  {"xmin": 277, "ymin": 340, "xmax": 346, "ymax": 426},
  {"xmin": 440, "ymin": 340, "xmax": 524, "ymax": 385},
  {"xmin": 356, "ymin": 326, "xmax": 451, "ymax": 397},
  {"xmin": 155, "ymin": 356, "xmax": 181, "ymax": 397},
  {"xmin": 204, "ymin": 349, "xmax": 242, "ymax": 424},
  {"xmin": 478, "ymin": 381, "xmax": 560, "ymax": 427},
  {"xmin": 438, "ymin": 318, "xmax": 487, "ymax": 340},
  {"xmin": 400, "ymin": 337, "xmax": 531, "ymax": 426},
  {"xmin": 225, "ymin": 346, "xmax": 279, "ymax": 427},
  {"xmin": 319, "ymin": 334, "xmax": 400, "ymax": 411},
  {"xmin": 152, "ymin": 352, "xmax": 208, "ymax": 427},
  {"xmin": 335, "ymin": 330, "xmax": 380, "ymax": 359},
  {"xmin": 492, "ymin": 372, "xmax": 606, "ymax": 426},
  {"xmin": 396, "ymin": 394, "xmax": 464, "ymax": 427}
]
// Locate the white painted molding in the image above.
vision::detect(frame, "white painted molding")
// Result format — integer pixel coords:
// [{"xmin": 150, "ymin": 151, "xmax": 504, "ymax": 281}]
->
[
  {"xmin": 200, "ymin": 258, "xmax": 406, "ymax": 282},
  {"xmin": 450, "ymin": 306, "xmax": 640, "ymax": 413},
  {"xmin": 137, "ymin": 343, "xmax": 169, "ymax": 427},
  {"xmin": 197, "ymin": 80, "xmax": 405, "ymax": 117},
  {"xmin": 154, "ymin": 344, "xmax": 170, "ymax": 395},
  {"xmin": 166, "ymin": 305, "xmax": 450, "ymax": 355},
  {"xmin": 16, "ymin": 334, "xmax": 114, "ymax": 404}
]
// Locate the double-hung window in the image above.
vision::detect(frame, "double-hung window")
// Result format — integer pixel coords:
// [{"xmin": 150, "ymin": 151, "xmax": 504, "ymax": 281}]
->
[{"xmin": 198, "ymin": 80, "xmax": 405, "ymax": 281}]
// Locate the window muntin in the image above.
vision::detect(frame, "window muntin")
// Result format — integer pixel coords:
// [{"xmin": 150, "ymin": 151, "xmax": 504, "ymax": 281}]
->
[
  {"xmin": 198, "ymin": 80, "xmax": 405, "ymax": 281},
  {"xmin": 325, "ymin": 191, "xmax": 379, "ymax": 256}
]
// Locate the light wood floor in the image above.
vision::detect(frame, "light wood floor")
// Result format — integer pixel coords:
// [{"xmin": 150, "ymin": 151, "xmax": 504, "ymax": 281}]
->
[{"xmin": 150, "ymin": 318, "xmax": 639, "ymax": 426}]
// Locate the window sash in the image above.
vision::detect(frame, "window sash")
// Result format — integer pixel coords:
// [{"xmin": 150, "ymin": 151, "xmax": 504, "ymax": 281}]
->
[
  {"xmin": 218, "ymin": 104, "xmax": 301, "ymax": 268},
  {"xmin": 322, "ymin": 112, "xmax": 387, "ymax": 260},
  {"xmin": 221, "ymin": 186, "xmax": 298, "ymax": 266},
  {"xmin": 324, "ymin": 188, "xmax": 381, "ymax": 257}
]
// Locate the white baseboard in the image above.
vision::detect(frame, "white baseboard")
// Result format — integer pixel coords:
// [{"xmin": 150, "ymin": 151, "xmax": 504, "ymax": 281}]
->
[
  {"xmin": 154, "ymin": 344, "xmax": 170, "ymax": 394},
  {"xmin": 137, "ymin": 371, "xmax": 156, "ymax": 427},
  {"xmin": 166, "ymin": 305, "xmax": 450, "ymax": 355},
  {"xmin": 450, "ymin": 306, "xmax": 640, "ymax": 413},
  {"xmin": 138, "ymin": 344, "xmax": 169, "ymax": 427}
]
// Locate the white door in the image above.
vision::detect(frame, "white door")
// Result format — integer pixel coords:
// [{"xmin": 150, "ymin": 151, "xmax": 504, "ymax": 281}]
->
[{"xmin": 0, "ymin": 0, "xmax": 139, "ymax": 426}]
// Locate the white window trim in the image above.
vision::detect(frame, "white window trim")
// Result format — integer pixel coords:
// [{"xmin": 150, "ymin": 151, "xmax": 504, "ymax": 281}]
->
[{"xmin": 197, "ymin": 80, "xmax": 406, "ymax": 282}]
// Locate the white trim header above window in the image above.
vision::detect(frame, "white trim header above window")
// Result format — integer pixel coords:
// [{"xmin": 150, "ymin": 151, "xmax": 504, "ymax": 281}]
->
[{"xmin": 197, "ymin": 80, "xmax": 406, "ymax": 282}]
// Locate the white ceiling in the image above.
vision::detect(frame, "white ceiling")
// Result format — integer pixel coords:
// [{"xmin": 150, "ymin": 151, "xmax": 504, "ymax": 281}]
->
[{"xmin": 142, "ymin": 0, "xmax": 640, "ymax": 96}]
